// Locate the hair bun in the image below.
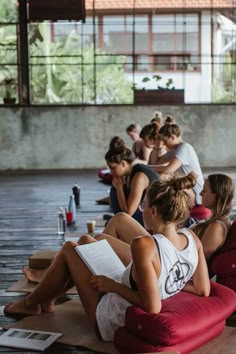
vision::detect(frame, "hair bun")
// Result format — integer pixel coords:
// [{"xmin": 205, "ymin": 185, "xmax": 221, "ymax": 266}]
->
[
  {"xmin": 171, "ymin": 172, "xmax": 197, "ymax": 191},
  {"xmin": 109, "ymin": 136, "xmax": 126, "ymax": 154}
]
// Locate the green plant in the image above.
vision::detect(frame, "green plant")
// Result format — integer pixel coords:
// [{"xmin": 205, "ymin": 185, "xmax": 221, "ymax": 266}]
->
[
  {"xmin": 29, "ymin": 23, "xmax": 133, "ymax": 104},
  {"xmin": 141, "ymin": 75, "xmax": 175, "ymax": 90}
]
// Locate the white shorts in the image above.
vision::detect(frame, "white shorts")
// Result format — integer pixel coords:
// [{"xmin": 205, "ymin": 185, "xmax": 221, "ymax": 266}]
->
[{"xmin": 96, "ymin": 292, "xmax": 132, "ymax": 341}]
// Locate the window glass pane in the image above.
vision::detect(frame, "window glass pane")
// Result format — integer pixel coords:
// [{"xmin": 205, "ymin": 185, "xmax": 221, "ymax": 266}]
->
[
  {"xmin": 176, "ymin": 14, "xmax": 198, "ymax": 33},
  {"xmin": 176, "ymin": 55, "xmax": 199, "ymax": 71},
  {"xmin": 153, "ymin": 15, "xmax": 175, "ymax": 33},
  {"xmin": 134, "ymin": 16, "xmax": 148, "ymax": 52},
  {"xmin": 135, "ymin": 33, "xmax": 148, "ymax": 52},
  {"xmin": 153, "ymin": 34, "xmax": 175, "ymax": 52},
  {"xmin": 137, "ymin": 55, "xmax": 149, "ymax": 71},
  {"xmin": 103, "ymin": 16, "xmax": 125, "ymax": 33},
  {"xmin": 153, "ymin": 56, "xmax": 174, "ymax": 71},
  {"xmin": 176, "ymin": 33, "xmax": 198, "ymax": 52},
  {"xmin": 124, "ymin": 55, "xmax": 133, "ymax": 71},
  {"xmin": 103, "ymin": 16, "xmax": 125, "ymax": 53},
  {"xmin": 0, "ymin": 24, "xmax": 18, "ymax": 103},
  {"xmin": 0, "ymin": 0, "xmax": 18, "ymax": 22}
]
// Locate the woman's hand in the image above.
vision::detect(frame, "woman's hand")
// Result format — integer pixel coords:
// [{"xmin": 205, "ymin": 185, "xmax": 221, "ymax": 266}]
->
[
  {"xmin": 90, "ymin": 275, "xmax": 117, "ymax": 293},
  {"xmin": 112, "ymin": 177, "xmax": 124, "ymax": 190}
]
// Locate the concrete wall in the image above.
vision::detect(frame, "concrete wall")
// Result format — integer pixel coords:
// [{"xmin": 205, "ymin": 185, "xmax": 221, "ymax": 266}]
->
[{"xmin": 0, "ymin": 105, "xmax": 235, "ymax": 170}]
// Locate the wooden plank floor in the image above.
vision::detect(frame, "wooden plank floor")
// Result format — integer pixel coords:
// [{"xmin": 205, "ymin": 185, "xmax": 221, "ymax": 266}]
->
[
  {"xmin": 0, "ymin": 170, "xmax": 112, "ymax": 353},
  {"xmin": 0, "ymin": 168, "xmax": 236, "ymax": 353}
]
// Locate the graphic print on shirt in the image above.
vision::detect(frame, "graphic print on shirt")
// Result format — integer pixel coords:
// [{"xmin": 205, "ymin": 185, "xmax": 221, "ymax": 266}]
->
[{"xmin": 165, "ymin": 261, "xmax": 190, "ymax": 295}]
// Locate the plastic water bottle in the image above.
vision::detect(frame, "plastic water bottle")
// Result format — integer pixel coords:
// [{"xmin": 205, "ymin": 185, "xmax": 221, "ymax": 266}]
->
[
  {"xmin": 68, "ymin": 195, "xmax": 76, "ymax": 223},
  {"xmin": 57, "ymin": 207, "xmax": 66, "ymax": 236},
  {"xmin": 72, "ymin": 182, "xmax": 80, "ymax": 208}
]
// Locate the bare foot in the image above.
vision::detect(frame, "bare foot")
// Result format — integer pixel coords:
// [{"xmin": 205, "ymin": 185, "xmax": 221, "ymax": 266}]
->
[
  {"xmin": 41, "ymin": 301, "xmax": 55, "ymax": 313},
  {"xmin": 22, "ymin": 266, "xmax": 46, "ymax": 284},
  {"xmin": 4, "ymin": 299, "xmax": 41, "ymax": 318}
]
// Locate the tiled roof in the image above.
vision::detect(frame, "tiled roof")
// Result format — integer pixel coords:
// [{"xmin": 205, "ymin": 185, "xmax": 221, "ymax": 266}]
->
[{"xmin": 86, "ymin": 0, "xmax": 234, "ymax": 10}]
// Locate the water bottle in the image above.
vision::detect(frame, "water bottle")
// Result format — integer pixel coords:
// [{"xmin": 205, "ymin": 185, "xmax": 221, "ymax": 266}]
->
[
  {"xmin": 57, "ymin": 207, "xmax": 66, "ymax": 236},
  {"xmin": 72, "ymin": 182, "xmax": 80, "ymax": 208},
  {"xmin": 68, "ymin": 195, "xmax": 76, "ymax": 223}
]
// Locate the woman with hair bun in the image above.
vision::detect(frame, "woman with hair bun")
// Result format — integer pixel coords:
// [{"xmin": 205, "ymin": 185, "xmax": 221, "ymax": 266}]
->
[
  {"xmin": 126, "ymin": 123, "xmax": 152, "ymax": 164},
  {"xmin": 5, "ymin": 173, "xmax": 210, "ymax": 342},
  {"xmin": 140, "ymin": 123, "xmax": 171, "ymax": 166},
  {"xmin": 106, "ymin": 136, "xmax": 158, "ymax": 225},
  {"xmin": 154, "ymin": 123, "xmax": 204, "ymax": 207}
]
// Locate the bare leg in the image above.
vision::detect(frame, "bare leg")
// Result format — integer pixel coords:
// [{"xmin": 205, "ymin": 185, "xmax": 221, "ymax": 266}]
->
[
  {"xmin": 95, "ymin": 233, "xmax": 132, "ymax": 266},
  {"xmin": 103, "ymin": 212, "xmax": 150, "ymax": 244},
  {"xmin": 22, "ymin": 267, "xmax": 46, "ymax": 284},
  {"xmin": 4, "ymin": 236, "xmax": 103, "ymax": 326}
]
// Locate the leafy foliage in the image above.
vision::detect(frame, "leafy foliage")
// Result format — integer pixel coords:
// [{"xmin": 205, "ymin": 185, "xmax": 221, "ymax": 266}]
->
[{"xmin": 29, "ymin": 23, "xmax": 133, "ymax": 104}]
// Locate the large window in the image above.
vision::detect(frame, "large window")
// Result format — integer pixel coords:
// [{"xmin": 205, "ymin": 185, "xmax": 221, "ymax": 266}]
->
[
  {"xmin": 0, "ymin": 0, "xmax": 18, "ymax": 104},
  {"xmin": 0, "ymin": 1, "xmax": 236, "ymax": 105}
]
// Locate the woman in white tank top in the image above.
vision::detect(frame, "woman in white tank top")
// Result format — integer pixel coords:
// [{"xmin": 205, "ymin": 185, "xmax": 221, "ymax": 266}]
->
[{"xmin": 4, "ymin": 172, "xmax": 210, "ymax": 343}]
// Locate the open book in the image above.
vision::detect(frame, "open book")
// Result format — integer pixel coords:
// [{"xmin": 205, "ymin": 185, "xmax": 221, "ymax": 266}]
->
[
  {"xmin": 0, "ymin": 328, "xmax": 62, "ymax": 351},
  {"xmin": 75, "ymin": 239, "xmax": 126, "ymax": 281}
]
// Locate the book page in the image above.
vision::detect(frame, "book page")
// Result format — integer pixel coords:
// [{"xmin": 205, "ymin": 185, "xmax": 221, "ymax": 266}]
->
[
  {"xmin": 0, "ymin": 328, "xmax": 62, "ymax": 351},
  {"xmin": 75, "ymin": 239, "xmax": 126, "ymax": 281}
]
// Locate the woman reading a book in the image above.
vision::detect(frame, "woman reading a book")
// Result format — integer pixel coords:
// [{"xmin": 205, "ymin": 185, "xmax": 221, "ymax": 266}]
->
[{"xmin": 4, "ymin": 173, "xmax": 210, "ymax": 342}]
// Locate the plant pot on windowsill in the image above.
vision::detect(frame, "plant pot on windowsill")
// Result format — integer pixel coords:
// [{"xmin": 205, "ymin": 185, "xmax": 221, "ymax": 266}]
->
[
  {"xmin": 134, "ymin": 75, "xmax": 185, "ymax": 105},
  {"xmin": 134, "ymin": 88, "xmax": 185, "ymax": 105},
  {"xmin": 3, "ymin": 97, "xmax": 16, "ymax": 105}
]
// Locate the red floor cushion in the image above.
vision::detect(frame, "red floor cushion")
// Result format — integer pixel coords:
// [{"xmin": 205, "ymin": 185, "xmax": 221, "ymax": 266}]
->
[
  {"xmin": 210, "ymin": 219, "xmax": 236, "ymax": 291},
  {"xmin": 190, "ymin": 205, "xmax": 211, "ymax": 220},
  {"xmin": 98, "ymin": 169, "xmax": 113, "ymax": 184},
  {"xmin": 114, "ymin": 281, "xmax": 236, "ymax": 353}
]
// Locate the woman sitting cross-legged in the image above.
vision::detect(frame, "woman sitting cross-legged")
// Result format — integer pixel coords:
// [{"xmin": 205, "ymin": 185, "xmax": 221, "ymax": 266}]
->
[
  {"xmin": 190, "ymin": 173, "xmax": 234, "ymax": 266},
  {"xmin": 107, "ymin": 136, "xmax": 158, "ymax": 225},
  {"xmin": 5, "ymin": 173, "xmax": 210, "ymax": 342}
]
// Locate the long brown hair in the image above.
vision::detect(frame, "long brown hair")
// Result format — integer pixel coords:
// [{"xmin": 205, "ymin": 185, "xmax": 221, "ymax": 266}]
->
[
  {"xmin": 105, "ymin": 136, "xmax": 135, "ymax": 164},
  {"xmin": 147, "ymin": 172, "xmax": 197, "ymax": 225},
  {"xmin": 194, "ymin": 174, "xmax": 234, "ymax": 239}
]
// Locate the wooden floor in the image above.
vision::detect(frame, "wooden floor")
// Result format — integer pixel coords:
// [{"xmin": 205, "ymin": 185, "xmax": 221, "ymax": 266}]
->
[
  {"xmin": 0, "ymin": 169, "xmax": 235, "ymax": 353},
  {"xmin": 0, "ymin": 170, "xmax": 111, "ymax": 353}
]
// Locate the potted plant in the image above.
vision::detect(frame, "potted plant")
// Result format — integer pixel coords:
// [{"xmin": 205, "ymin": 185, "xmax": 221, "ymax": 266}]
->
[
  {"xmin": 133, "ymin": 75, "xmax": 184, "ymax": 105},
  {"xmin": 3, "ymin": 78, "xmax": 16, "ymax": 104}
]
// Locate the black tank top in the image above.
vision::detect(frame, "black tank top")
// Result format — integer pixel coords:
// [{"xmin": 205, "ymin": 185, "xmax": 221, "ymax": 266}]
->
[
  {"xmin": 130, "ymin": 163, "xmax": 158, "ymax": 184},
  {"xmin": 129, "ymin": 163, "xmax": 159, "ymax": 201}
]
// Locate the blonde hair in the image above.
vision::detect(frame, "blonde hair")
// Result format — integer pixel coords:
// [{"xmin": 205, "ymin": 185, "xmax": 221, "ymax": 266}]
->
[
  {"xmin": 147, "ymin": 172, "xmax": 197, "ymax": 225},
  {"xmin": 150, "ymin": 111, "xmax": 163, "ymax": 126}
]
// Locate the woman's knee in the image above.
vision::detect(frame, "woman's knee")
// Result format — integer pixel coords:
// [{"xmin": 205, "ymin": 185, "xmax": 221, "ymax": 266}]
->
[
  {"xmin": 79, "ymin": 234, "xmax": 95, "ymax": 245},
  {"xmin": 62, "ymin": 241, "xmax": 77, "ymax": 253},
  {"xmin": 95, "ymin": 233, "xmax": 107, "ymax": 241},
  {"xmin": 112, "ymin": 212, "xmax": 132, "ymax": 225}
]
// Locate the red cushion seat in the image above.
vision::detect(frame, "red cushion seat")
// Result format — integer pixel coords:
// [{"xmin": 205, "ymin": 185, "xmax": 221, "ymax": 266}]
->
[
  {"xmin": 210, "ymin": 219, "xmax": 236, "ymax": 291},
  {"xmin": 98, "ymin": 169, "xmax": 113, "ymax": 184},
  {"xmin": 114, "ymin": 281, "xmax": 236, "ymax": 353},
  {"xmin": 190, "ymin": 205, "xmax": 211, "ymax": 220}
]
